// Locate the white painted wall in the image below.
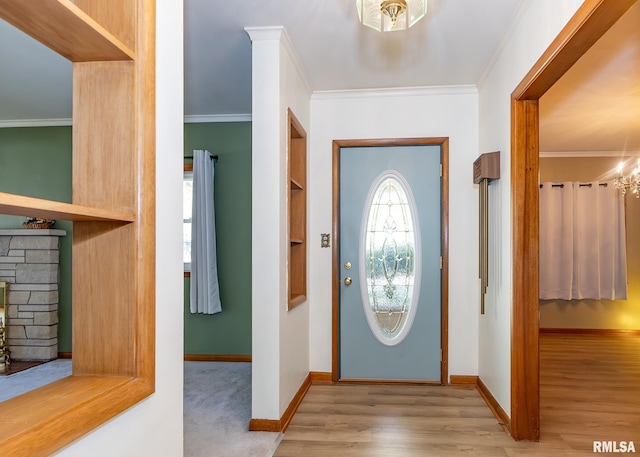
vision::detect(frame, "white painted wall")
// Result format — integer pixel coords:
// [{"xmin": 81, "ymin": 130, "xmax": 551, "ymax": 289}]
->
[
  {"xmin": 247, "ymin": 27, "xmax": 283, "ymax": 421},
  {"xmin": 248, "ymin": 27, "xmax": 311, "ymax": 420},
  {"xmin": 477, "ymin": 0, "xmax": 585, "ymax": 415},
  {"xmin": 56, "ymin": 0, "xmax": 185, "ymax": 455},
  {"xmin": 308, "ymin": 87, "xmax": 480, "ymax": 379},
  {"xmin": 277, "ymin": 32, "xmax": 312, "ymax": 416}
]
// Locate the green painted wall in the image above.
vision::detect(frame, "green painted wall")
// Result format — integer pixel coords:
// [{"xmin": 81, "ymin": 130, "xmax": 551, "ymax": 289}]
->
[
  {"xmin": 184, "ymin": 122, "xmax": 252, "ymax": 355},
  {"xmin": 0, "ymin": 122, "xmax": 251, "ymax": 356},
  {"xmin": 0, "ymin": 126, "xmax": 73, "ymax": 352}
]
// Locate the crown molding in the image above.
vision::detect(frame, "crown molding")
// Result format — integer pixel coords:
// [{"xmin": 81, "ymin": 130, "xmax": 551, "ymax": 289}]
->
[
  {"xmin": 244, "ymin": 26, "xmax": 312, "ymax": 98},
  {"xmin": 279, "ymin": 27, "xmax": 313, "ymax": 98},
  {"xmin": 184, "ymin": 114, "xmax": 252, "ymax": 123},
  {"xmin": 0, "ymin": 115, "xmax": 252, "ymax": 127},
  {"xmin": 244, "ymin": 25, "xmax": 285, "ymax": 42},
  {"xmin": 0, "ymin": 118, "xmax": 72, "ymax": 128},
  {"xmin": 312, "ymin": 85, "xmax": 477, "ymax": 101},
  {"xmin": 477, "ymin": 0, "xmax": 534, "ymax": 89},
  {"xmin": 540, "ymin": 150, "xmax": 640, "ymax": 158}
]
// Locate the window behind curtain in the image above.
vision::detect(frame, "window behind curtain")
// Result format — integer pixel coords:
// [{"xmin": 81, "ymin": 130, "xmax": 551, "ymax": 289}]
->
[{"xmin": 183, "ymin": 169, "xmax": 193, "ymax": 271}]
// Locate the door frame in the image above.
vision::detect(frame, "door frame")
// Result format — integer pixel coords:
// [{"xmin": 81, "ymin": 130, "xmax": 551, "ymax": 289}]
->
[
  {"xmin": 331, "ymin": 137, "xmax": 450, "ymax": 384},
  {"xmin": 510, "ymin": 0, "xmax": 637, "ymax": 441}
]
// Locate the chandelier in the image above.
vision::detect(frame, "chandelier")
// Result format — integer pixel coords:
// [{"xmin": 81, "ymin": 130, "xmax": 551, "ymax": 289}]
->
[
  {"xmin": 356, "ymin": 0, "xmax": 427, "ymax": 32},
  {"xmin": 614, "ymin": 160, "xmax": 640, "ymax": 198}
]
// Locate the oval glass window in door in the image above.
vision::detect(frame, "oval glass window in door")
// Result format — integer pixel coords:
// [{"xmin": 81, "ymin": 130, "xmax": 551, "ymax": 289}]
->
[{"xmin": 359, "ymin": 170, "xmax": 421, "ymax": 346}]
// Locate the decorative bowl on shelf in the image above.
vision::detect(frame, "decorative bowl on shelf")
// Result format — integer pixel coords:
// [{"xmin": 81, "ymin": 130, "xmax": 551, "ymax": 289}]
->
[{"xmin": 23, "ymin": 217, "xmax": 56, "ymax": 229}]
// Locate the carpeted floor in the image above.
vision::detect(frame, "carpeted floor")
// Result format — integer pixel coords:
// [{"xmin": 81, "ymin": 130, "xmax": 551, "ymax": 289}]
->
[
  {"xmin": 184, "ymin": 361, "xmax": 281, "ymax": 457},
  {"xmin": 0, "ymin": 359, "xmax": 280, "ymax": 457}
]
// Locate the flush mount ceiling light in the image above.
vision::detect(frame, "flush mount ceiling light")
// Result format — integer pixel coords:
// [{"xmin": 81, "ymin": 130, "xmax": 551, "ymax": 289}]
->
[{"xmin": 356, "ymin": 0, "xmax": 427, "ymax": 32}]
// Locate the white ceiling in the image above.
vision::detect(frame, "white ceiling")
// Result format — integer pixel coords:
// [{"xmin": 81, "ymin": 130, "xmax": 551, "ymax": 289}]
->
[
  {"xmin": 0, "ymin": 0, "xmax": 526, "ymax": 120},
  {"xmin": 183, "ymin": 0, "xmax": 524, "ymax": 116},
  {"xmin": 0, "ymin": 0, "xmax": 638, "ymax": 155},
  {"xmin": 539, "ymin": 1, "xmax": 640, "ymax": 155}
]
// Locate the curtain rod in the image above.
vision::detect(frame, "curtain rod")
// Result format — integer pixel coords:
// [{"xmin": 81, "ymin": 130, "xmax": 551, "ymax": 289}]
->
[{"xmin": 210, "ymin": 154, "xmax": 218, "ymax": 161}]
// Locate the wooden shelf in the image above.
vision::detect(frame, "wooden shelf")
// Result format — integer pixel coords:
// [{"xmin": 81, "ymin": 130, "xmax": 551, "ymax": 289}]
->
[
  {"xmin": 0, "ymin": 0, "xmax": 135, "ymax": 62},
  {"xmin": 0, "ymin": 192, "xmax": 136, "ymax": 222},
  {"xmin": 0, "ymin": 1, "xmax": 156, "ymax": 455},
  {"xmin": 0, "ymin": 375, "xmax": 152, "ymax": 455},
  {"xmin": 287, "ymin": 108, "xmax": 307, "ymax": 310}
]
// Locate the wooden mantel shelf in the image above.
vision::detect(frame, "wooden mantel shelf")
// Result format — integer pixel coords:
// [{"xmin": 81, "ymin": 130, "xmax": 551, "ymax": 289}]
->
[
  {"xmin": 0, "ymin": 0, "xmax": 134, "ymax": 62},
  {"xmin": 0, "ymin": 192, "xmax": 136, "ymax": 223}
]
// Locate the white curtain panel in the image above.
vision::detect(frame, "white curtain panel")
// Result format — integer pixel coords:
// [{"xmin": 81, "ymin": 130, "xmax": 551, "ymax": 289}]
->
[
  {"xmin": 539, "ymin": 182, "xmax": 574, "ymax": 299},
  {"xmin": 572, "ymin": 182, "xmax": 627, "ymax": 300},
  {"xmin": 539, "ymin": 181, "xmax": 627, "ymax": 300},
  {"xmin": 190, "ymin": 149, "xmax": 222, "ymax": 314}
]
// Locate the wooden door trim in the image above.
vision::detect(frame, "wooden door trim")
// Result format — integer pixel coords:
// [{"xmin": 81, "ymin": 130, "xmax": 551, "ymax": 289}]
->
[
  {"xmin": 510, "ymin": 0, "xmax": 637, "ymax": 441},
  {"xmin": 332, "ymin": 137, "xmax": 449, "ymax": 384}
]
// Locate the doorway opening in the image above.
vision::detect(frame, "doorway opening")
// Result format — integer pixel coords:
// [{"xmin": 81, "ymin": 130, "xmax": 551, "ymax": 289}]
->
[{"xmin": 510, "ymin": 0, "xmax": 638, "ymax": 441}]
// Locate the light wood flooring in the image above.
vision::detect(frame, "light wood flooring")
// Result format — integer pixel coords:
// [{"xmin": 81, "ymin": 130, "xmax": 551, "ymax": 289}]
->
[{"xmin": 274, "ymin": 334, "xmax": 640, "ymax": 456}]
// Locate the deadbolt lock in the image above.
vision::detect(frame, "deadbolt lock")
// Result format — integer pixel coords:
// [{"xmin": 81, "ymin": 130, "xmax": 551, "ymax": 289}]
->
[{"xmin": 344, "ymin": 261, "xmax": 352, "ymax": 270}]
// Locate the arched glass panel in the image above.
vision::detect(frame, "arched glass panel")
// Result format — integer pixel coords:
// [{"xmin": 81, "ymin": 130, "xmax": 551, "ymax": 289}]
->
[{"xmin": 359, "ymin": 170, "xmax": 421, "ymax": 346}]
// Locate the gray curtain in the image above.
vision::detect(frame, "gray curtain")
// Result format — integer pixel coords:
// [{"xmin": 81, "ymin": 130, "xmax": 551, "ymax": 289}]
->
[{"xmin": 190, "ymin": 149, "xmax": 222, "ymax": 314}]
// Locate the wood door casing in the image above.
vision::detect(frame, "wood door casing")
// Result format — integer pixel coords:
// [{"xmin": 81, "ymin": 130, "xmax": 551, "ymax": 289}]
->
[
  {"xmin": 510, "ymin": 0, "xmax": 638, "ymax": 441},
  {"xmin": 332, "ymin": 137, "xmax": 449, "ymax": 385}
]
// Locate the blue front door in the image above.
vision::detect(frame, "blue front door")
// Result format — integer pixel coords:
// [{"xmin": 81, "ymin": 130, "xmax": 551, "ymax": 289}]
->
[{"xmin": 339, "ymin": 145, "xmax": 442, "ymax": 381}]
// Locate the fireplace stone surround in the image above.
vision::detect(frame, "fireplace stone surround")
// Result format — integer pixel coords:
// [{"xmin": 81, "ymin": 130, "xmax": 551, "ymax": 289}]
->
[{"xmin": 0, "ymin": 229, "xmax": 66, "ymax": 361}]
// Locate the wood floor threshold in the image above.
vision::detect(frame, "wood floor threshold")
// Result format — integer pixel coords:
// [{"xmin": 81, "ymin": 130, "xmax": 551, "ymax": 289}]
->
[
  {"xmin": 337, "ymin": 378, "xmax": 442, "ymax": 386},
  {"xmin": 184, "ymin": 354, "xmax": 252, "ymax": 362},
  {"xmin": 540, "ymin": 328, "xmax": 640, "ymax": 336}
]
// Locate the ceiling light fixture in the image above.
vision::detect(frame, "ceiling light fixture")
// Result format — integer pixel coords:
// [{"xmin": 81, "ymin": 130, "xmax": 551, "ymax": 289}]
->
[
  {"xmin": 356, "ymin": 0, "xmax": 427, "ymax": 32},
  {"xmin": 614, "ymin": 160, "xmax": 640, "ymax": 198}
]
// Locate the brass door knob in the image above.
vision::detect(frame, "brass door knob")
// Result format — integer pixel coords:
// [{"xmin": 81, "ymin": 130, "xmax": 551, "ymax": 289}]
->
[{"xmin": 344, "ymin": 277, "xmax": 352, "ymax": 286}]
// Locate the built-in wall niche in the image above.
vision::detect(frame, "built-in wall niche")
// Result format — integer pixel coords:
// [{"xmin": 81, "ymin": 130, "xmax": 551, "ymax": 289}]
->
[
  {"xmin": 0, "ymin": 2, "xmax": 156, "ymax": 456},
  {"xmin": 287, "ymin": 108, "xmax": 307, "ymax": 310}
]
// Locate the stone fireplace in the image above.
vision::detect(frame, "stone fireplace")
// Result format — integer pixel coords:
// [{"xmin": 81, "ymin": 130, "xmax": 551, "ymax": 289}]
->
[{"xmin": 0, "ymin": 229, "xmax": 66, "ymax": 361}]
